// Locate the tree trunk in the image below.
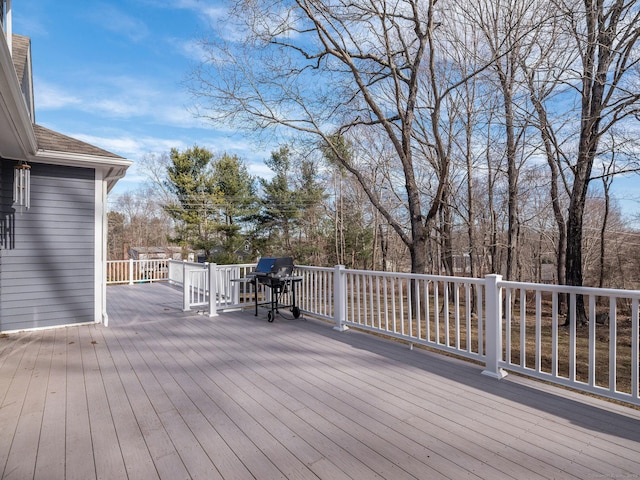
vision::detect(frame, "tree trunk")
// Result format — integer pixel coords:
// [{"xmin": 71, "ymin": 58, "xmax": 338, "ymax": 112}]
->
[
  {"xmin": 466, "ymin": 119, "xmax": 478, "ymax": 311},
  {"xmin": 523, "ymin": 64, "xmax": 567, "ymax": 310},
  {"xmin": 599, "ymin": 171, "xmax": 612, "ymax": 288},
  {"xmin": 565, "ymin": 157, "xmax": 591, "ymax": 324},
  {"xmin": 379, "ymin": 223, "xmax": 388, "ymax": 272},
  {"xmin": 564, "ymin": 0, "xmax": 623, "ymax": 324},
  {"xmin": 410, "ymin": 223, "xmax": 430, "ymax": 275},
  {"xmin": 485, "ymin": 118, "xmax": 499, "ymax": 274},
  {"xmin": 501, "ymin": 79, "xmax": 519, "ymax": 281},
  {"xmin": 440, "ymin": 192, "xmax": 455, "ymax": 278}
]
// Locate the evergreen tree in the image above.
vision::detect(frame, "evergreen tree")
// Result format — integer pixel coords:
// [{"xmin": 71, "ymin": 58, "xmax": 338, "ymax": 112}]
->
[
  {"xmin": 211, "ymin": 153, "xmax": 258, "ymax": 263},
  {"xmin": 256, "ymin": 146, "xmax": 300, "ymax": 253},
  {"xmin": 294, "ymin": 158, "xmax": 327, "ymax": 264},
  {"xmin": 163, "ymin": 146, "xmax": 221, "ymax": 259}
]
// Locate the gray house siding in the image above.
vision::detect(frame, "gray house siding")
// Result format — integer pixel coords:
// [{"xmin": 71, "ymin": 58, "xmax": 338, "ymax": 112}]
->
[{"xmin": 0, "ymin": 160, "xmax": 96, "ymax": 331}]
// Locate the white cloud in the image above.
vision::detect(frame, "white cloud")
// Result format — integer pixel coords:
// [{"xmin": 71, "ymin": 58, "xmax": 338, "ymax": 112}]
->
[
  {"xmin": 176, "ymin": 38, "xmax": 211, "ymax": 63},
  {"xmin": 36, "ymin": 81, "xmax": 83, "ymax": 109},
  {"xmin": 196, "ymin": 5, "xmax": 227, "ymax": 23},
  {"xmin": 138, "ymin": 0, "xmax": 226, "ymax": 22},
  {"xmin": 65, "ymin": 126, "xmax": 277, "ymax": 202},
  {"xmin": 84, "ymin": 4, "xmax": 150, "ymax": 42},
  {"xmin": 72, "ymin": 133, "xmax": 185, "ymax": 160},
  {"xmin": 91, "ymin": 98, "xmax": 145, "ymax": 118},
  {"xmin": 71, "ymin": 128, "xmax": 269, "ymax": 170},
  {"xmin": 172, "ymin": 1, "xmax": 227, "ymax": 21},
  {"xmin": 34, "ymin": 72, "xmax": 205, "ymax": 129}
]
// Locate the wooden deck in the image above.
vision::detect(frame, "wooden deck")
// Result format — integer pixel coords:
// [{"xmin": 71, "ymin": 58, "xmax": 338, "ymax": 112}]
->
[{"xmin": 1, "ymin": 283, "xmax": 640, "ymax": 480}]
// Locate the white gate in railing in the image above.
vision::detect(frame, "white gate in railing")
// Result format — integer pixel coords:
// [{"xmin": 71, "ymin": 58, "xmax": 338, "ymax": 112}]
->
[
  {"xmin": 167, "ymin": 261, "xmax": 259, "ymax": 315},
  {"xmin": 168, "ymin": 261, "xmax": 640, "ymax": 407}
]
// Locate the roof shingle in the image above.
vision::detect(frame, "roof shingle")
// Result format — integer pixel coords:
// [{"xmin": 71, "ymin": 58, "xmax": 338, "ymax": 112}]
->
[
  {"xmin": 34, "ymin": 124, "xmax": 124, "ymax": 159},
  {"xmin": 11, "ymin": 34, "xmax": 29, "ymax": 85}
]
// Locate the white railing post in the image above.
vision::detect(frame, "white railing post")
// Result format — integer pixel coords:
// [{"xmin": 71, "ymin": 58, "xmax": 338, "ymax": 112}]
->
[
  {"xmin": 232, "ymin": 266, "xmax": 240, "ymax": 305},
  {"xmin": 128, "ymin": 258, "xmax": 134, "ymax": 285},
  {"xmin": 482, "ymin": 274, "xmax": 507, "ymax": 379},
  {"xmin": 333, "ymin": 265, "xmax": 349, "ymax": 332},
  {"xmin": 208, "ymin": 263, "xmax": 218, "ymax": 317},
  {"xmin": 182, "ymin": 261, "xmax": 190, "ymax": 312}
]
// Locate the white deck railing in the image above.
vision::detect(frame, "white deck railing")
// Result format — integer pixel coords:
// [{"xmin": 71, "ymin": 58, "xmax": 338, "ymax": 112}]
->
[
  {"xmin": 497, "ymin": 279, "xmax": 640, "ymax": 405},
  {"xmin": 167, "ymin": 260, "xmax": 262, "ymax": 314},
  {"xmin": 150, "ymin": 262, "xmax": 640, "ymax": 406},
  {"xmin": 106, "ymin": 259, "xmax": 169, "ymax": 285}
]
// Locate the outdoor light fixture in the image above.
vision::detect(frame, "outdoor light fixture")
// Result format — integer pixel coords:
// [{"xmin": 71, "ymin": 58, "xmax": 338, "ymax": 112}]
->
[{"xmin": 13, "ymin": 161, "xmax": 30, "ymax": 209}]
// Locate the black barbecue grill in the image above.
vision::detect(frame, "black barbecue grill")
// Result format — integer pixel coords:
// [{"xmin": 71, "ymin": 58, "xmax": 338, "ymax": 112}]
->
[{"xmin": 250, "ymin": 257, "xmax": 302, "ymax": 322}]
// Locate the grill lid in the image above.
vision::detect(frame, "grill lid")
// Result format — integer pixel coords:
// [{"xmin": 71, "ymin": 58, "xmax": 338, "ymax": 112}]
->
[{"xmin": 254, "ymin": 257, "xmax": 294, "ymax": 277}]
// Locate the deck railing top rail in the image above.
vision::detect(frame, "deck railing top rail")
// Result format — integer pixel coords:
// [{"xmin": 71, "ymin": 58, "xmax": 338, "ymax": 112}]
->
[{"xmin": 498, "ymin": 278, "xmax": 640, "ymax": 298}]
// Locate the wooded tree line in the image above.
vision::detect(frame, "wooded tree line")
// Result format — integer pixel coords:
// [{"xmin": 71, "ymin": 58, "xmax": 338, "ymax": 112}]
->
[
  {"xmin": 109, "ymin": 144, "xmax": 390, "ymax": 269},
  {"xmin": 109, "ymin": 0, "xmax": 640, "ymax": 297},
  {"xmin": 109, "ymin": 139, "xmax": 640, "ymax": 293},
  {"xmin": 183, "ymin": 0, "xmax": 640, "ymax": 292}
]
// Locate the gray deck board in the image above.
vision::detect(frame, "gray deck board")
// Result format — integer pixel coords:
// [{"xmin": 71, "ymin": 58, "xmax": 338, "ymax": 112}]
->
[
  {"xmin": 3, "ymin": 331, "xmax": 50, "ymax": 480},
  {"xmin": 80, "ymin": 326, "xmax": 129, "ymax": 480},
  {"xmin": 288, "ymin": 329, "xmax": 627, "ymax": 478},
  {"xmin": 0, "ymin": 332, "xmax": 40, "ymax": 480},
  {"xmin": 64, "ymin": 327, "xmax": 96, "ymax": 480},
  {"xmin": 34, "ymin": 328, "xmax": 67, "ymax": 480},
  {"xmin": 1, "ymin": 282, "xmax": 640, "ymax": 479},
  {"xmin": 92, "ymin": 327, "xmax": 160, "ymax": 480}
]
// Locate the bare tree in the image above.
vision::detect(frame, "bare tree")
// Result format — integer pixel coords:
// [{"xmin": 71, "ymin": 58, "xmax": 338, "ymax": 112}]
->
[
  {"xmin": 519, "ymin": 13, "xmax": 574, "ymax": 295},
  {"xmin": 515, "ymin": 0, "xmax": 640, "ymax": 321},
  {"xmin": 463, "ymin": 0, "xmax": 554, "ymax": 279},
  {"xmin": 598, "ymin": 161, "xmax": 615, "ymax": 288},
  {"xmin": 560, "ymin": 0, "xmax": 640, "ymax": 311},
  {"xmin": 137, "ymin": 152, "xmax": 175, "ymax": 206},
  {"xmin": 590, "ymin": 129, "xmax": 640, "ymax": 288},
  {"xmin": 189, "ymin": 0, "xmax": 492, "ymax": 274},
  {"xmin": 108, "ymin": 187, "xmax": 174, "ymax": 259},
  {"xmin": 184, "ymin": 0, "xmax": 640, "ymax": 288}
]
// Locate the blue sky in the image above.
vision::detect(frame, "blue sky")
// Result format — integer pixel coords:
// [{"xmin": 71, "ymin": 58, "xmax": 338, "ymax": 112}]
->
[
  {"xmin": 11, "ymin": 0, "xmax": 640, "ymax": 221},
  {"xmin": 13, "ymin": 0, "xmax": 274, "ymax": 204}
]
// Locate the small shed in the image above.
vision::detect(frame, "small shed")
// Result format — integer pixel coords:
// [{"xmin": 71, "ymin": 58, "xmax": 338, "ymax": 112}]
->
[{"xmin": 128, "ymin": 246, "xmax": 182, "ymax": 261}]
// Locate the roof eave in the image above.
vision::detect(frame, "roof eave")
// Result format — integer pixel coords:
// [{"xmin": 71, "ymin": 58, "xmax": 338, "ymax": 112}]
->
[
  {"xmin": 32, "ymin": 149, "xmax": 132, "ymax": 193},
  {"xmin": 0, "ymin": 30, "xmax": 37, "ymax": 160},
  {"xmin": 31, "ymin": 149, "xmax": 132, "ymax": 169}
]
